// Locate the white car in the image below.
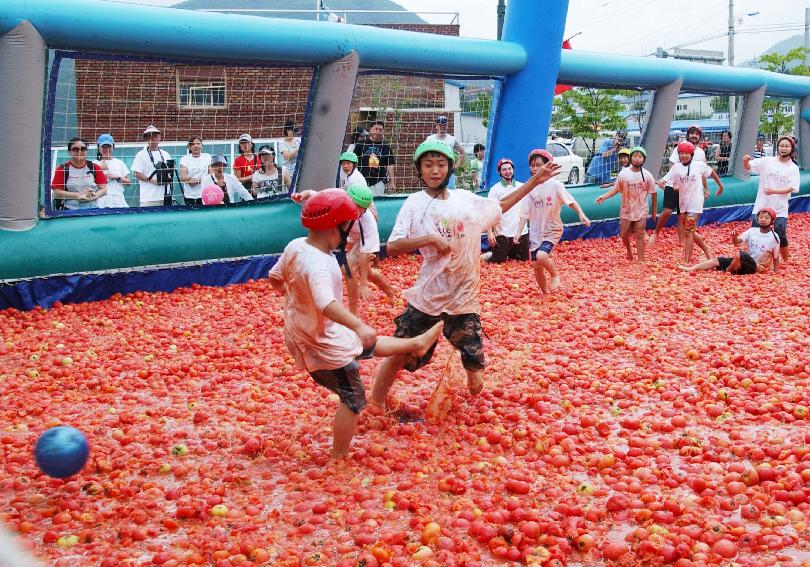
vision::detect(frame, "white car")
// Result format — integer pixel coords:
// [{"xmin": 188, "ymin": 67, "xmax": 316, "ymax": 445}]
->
[{"xmin": 546, "ymin": 139, "xmax": 584, "ymax": 186}]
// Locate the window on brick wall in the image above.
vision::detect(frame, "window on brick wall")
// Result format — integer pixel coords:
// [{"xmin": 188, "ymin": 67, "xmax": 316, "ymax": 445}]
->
[{"xmin": 176, "ymin": 66, "xmax": 227, "ymax": 109}]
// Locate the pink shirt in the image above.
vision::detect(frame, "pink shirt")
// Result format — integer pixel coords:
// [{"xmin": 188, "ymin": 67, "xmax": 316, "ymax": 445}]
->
[{"xmin": 616, "ymin": 167, "xmax": 656, "ymax": 221}]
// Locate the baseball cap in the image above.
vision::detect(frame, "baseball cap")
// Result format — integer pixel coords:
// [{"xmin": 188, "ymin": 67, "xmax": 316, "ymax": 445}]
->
[
  {"xmin": 143, "ymin": 125, "xmax": 161, "ymax": 137},
  {"xmin": 211, "ymin": 155, "xmax": 228, "ymax": 165},
  {"xmin": 258, "ymin": 145, "xmax": 275, "ymax": 155},
  {"xmin": 238, "ymin": 133, "xmax": 253, "ymax": 143},
  {"xmin": 97, "ymin": 133, "xmax": 115, "ymax": 147},
  {"xmin": 436, "ymin": 116, "xmax": 448, "ymax": 124}
]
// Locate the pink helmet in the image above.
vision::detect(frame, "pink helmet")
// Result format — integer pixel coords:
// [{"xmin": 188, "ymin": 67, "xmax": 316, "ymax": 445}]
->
[
  {"xmin": 677, "ymin": 141, "xmax": 695, "ymax": 155},
  {"xmin": 528, "ymin": 148, "xmax": 553, "ymax": 164}
]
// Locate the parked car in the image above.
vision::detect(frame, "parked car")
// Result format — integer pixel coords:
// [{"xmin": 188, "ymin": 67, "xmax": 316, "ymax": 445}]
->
[{"xmin": 546, "ymin": 139, "xmax": 584, "ymax": 185}]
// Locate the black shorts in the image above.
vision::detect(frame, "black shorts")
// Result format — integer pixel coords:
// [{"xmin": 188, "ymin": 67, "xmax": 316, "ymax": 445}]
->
[
  {"xmin": 716, "ymin": 252, "xmax": 757, "ymax": 275},
  {"xmin": 393, "ymin": 304, "xmax": 485, "ymax": 372},
  {"xmin": 489, "ymin": 234, "xmax": 530, "ymax": 263},
  {"xmin": 309, "ymin": 360, "xmax": 366, "ymax": 414},
  {"xmin": 662, "ymin": 186, "xmax": 679, "ymax": 212}
]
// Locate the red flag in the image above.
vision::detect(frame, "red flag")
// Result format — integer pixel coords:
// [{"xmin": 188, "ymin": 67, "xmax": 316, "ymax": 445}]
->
[{"xmin": 554, "ymin": 40, "xmax": 573, "ymax": 96}]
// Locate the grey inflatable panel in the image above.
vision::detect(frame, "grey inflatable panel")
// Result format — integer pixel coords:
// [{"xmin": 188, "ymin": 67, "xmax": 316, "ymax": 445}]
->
[
  {"xmin": 731, "ymin": 86, "xmax": 766, "ymax": 179},
  {"xmin": 800, "ymin": 96, "xmax": 810, "ymax": 170},
  {"xmin": 0, "ymin": 21, "xmax": 45, "ymax": 231},
  {"xmin": 297, "ymin": 51, "xmax": 360, "ymax": 191},
  {"xmin": 641, "ymin": 79, "xmax": 682, "ymax": 177}
]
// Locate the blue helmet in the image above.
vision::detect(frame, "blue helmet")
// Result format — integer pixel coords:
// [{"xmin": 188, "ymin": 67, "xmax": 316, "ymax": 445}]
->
[{"xmin": 97, "ymin": 133, "xmax": 115, "ymax": 147}]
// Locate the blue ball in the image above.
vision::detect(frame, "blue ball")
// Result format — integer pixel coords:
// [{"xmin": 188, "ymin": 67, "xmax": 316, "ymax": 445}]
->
[{"xmin": 34, "ymin": 426, "xmax": 89, "ymax": 479}]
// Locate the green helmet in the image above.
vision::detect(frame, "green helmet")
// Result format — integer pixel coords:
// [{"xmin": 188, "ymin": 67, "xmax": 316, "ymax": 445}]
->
[
  {"xmin": 339, "ymin": 151, "xmax": 358, "ymax": 164},
  {"xmin": 630, "ymin": 146, "xmax": 647, "ymax": 158},
  {"xmin": 413, "ymin": 140, "xmax": 456, "ymax": 165},
  {"xmin": 346, "ymin": 183, "xmax": 374, "ymax": 209}
]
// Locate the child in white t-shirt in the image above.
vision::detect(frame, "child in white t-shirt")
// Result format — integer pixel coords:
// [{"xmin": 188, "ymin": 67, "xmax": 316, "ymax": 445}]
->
[
  {"xmin": 369, "ymin": 140, "xmax": 562, "ymax": 407},
  {"xmin": 94, "ymin": 134, "xmax": 131, "ymax": 208},
  {"xmin": 515, "ymin": 149, "xmax": 590, "ymax": 294},
  {"xmin": 678, "ymin": 208, "xmax": 780, "ymax": 274},
  {"xmin": 658, "ymin": 142, "xmax": 724, "ymax": 264},
  {"xmin": 269, "ymin": 189, "xmax": 443, "ymax": 460},
  {"xmin": 743, "ymin": 135, "xmax": 801, "ymax": 263},
  {"xmin": 596, "ymin": 146, "xmax": 657, "ymax": 262},
  {"xmin": 339, "ymin": 151, "xmax": 367, "ymax": 190}
]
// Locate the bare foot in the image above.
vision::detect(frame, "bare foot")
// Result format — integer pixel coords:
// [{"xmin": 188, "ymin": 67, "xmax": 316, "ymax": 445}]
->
[
  {"xmin": 365, "ymin": 401, "xmax": 386, "ymax": 417},
  {"xmin": 625, "ymin": 250, "xmax": 633, "ymax": 261},
  {"xmin": 647, "ymin": 233, "xmax": 656, "ymax": 246},
  {"xmin": 549, "ymin": 275, "xmax": 561, "ymax": 291},
  {"xmin": 677, "ymin": 264, "xmax": 693, "ymax": 272},
  {"xmin": 467, "ymin": 373, "xmax": 484, "ymax": 395},
  {"xmin": 414, "ymin": 321, "xmax": 444, "ymax": 357}
]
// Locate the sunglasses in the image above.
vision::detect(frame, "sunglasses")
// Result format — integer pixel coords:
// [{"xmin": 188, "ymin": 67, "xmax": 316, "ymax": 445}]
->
[{"xmin": 70, "ymin": 147, "xmax": 88, "ymax": 152}]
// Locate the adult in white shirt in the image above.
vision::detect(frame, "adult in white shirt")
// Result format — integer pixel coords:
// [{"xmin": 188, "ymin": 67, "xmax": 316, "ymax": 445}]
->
[
  {"xmin": 485, "ymin": 158, "xmax": 529, "ymax": 263},
  {"xmin": 743, "ymin": 135, "xmax": 801, "ymax": 263},
  {"xmin": 206, "ymin": 155, "xmax": 254, "ymax": 204},
  {"xmin": 131, "ymin": 125, "xmax": 174, "ymax": 207},
  {"xmin": 179, "ymin": 136, "xmax": 212, "ymax": 206},
  {"xmin": 94, "ymin": 134, "xmax": 130, "ymax": 208},
  {"xmin": 425, "ymin": 115, "xmax": 465, "ymax": 190}
]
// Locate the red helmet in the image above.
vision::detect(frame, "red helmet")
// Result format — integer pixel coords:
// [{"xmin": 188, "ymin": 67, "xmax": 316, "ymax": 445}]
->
[
  {"xmin": 496, "ymin": 158, "xmax": 515, "ymax": 173},
  {"xmin": 687, "ymin": 125, "xmax": 702, "ymax": 137},
  {"xmin": 758, "ymin": 207, "xmax": 777, "ymax": 223},
  {"xmin": 528, "ymin": 148, "xmax": 553, "ymax": 164},
  {"xmin": 677, "ymin": 141, "xmax": 695, "ymax": 155},
  {"xmin": 300, "ymin": 188, "xmax": 360, "ymax": 231}
]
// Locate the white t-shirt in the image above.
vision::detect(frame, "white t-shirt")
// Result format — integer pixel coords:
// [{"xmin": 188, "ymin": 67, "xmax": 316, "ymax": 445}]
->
[
  {"xmin": 519, "ymin": 179, "xmax": 574, "ymax": 250},
  {"xmin": 252, "ymin": 168, "xmax": 284, "ymax": 198},
  {"xmin": 669, "ymin": 146, "xmax": 706, "ymax": 164},
  {"xmin": 340, "ymin": 168, "xmax": 367, "ymax": 190},
  {"xmin": 662, "ymin": 161, "xmax": 712, "ymax": 214},
  {"xmin": 426, "ymin": 133, "xmax": 459, "ymax": 153},
  {"xmin": 615, "ymin": 167, "xmax": 657, "ymax": 222},
  {"xmin": 279, "ymin": 138, "xmax": 300, "ymax": 173},
  {"xmin": 348, "ymin": 211, "xmax": 380, "ymax": 254},
  {"xmin": 206, "ymin": 173, "xmax": 254, "ymax": 204},
  {"xmin": 179, "ymin": 153, "xmax": 212, "ymax": 199},
  {"xmin": 738, "ymin": 227, "xmax": 780, "ymax": 269},
  {"xmin": 389, "ymin": 190, "xmax": 501, "ymax": 316},
  {"xmin": 95, "ymin": 158, "xmax": 129, "ymax": 208},
  {"xmin": 749, "ymin": 157, "xmax": 800, "ymax": 218},
  {"xmin": 132, "ymin": 147, "xmax": 173, "ymax": 204},
  {"xmin": 487, "ymin": 180, "xmax": 528, "ymax": 237},
  {"xmin": 269, "ymin": 238, "xmax": 362, "ymax": 371}
]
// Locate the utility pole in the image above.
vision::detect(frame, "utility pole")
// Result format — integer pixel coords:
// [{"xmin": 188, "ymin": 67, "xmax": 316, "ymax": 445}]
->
[
  {"xmin": 728, "ymin": 0, "xmax": 735, "ymax": 132},
  {"xmin": 805, "ymin": 7, "xmax": 810, "ymax": 68},
  {"xmin": 497, "ymin": 0, "xmax": 506, "ymax": 40}
]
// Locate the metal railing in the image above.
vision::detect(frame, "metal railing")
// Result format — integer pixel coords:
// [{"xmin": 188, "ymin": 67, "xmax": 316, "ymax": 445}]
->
[{"xmin": 197, "ymin": 9, "xmax": 460, "ymax": 26}]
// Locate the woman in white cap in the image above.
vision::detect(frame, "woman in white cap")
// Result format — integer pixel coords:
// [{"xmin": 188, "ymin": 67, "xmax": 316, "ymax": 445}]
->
[
  {"xmin": 94, "ymin": 133, "xmax": 130, "ymax": 208},
  {"xmin": 179, "ymin": 136, "xmax": 212, "ymax": 205},
  {"xmin": 234, "ymin": 133, "xmax": 259, "ymax": 192},
  {"xmin": 131, "ymin": 124, "xmax": 174, "ymax": 207},
  {"xmin": 208, "ymin": 155, "xmax": 254, "ymax": 204}
]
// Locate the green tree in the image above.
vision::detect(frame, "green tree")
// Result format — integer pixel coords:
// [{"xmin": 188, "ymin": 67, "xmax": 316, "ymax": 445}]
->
[
  {"xmin": 462, "ymin": 91, "xmax": 492, "ymax": 128},
  {"xmin": 710, "ymin": 96, "xmax": 729, "ymax": 114},
  {"xmin": 552, "ymin": 88, "xmax": 628, "ymax": 157},
  {"xmin": 757, "ymin": 48, "xmax": 810, "ymax": 140}
]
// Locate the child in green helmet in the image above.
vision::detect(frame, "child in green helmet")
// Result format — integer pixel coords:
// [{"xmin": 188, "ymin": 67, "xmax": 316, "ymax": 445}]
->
[
  {"xmin": 369, "ymin": 140, "xmax": 561, "ymax": 406},
  {"xmin": 595, "ymin": 146, "xmax": 658, "ymax": 262},
  {"xmin": 339, "ymin": 151, "xmax": 366, "ymax": 190}
]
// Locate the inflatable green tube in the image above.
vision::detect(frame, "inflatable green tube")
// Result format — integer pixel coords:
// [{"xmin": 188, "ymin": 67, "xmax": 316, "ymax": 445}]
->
[{"xmin": 1, "ymin": 174, "xmax": 809, "ymax": 281}]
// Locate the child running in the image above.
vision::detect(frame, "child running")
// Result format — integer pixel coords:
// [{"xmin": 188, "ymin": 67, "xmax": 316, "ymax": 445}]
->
[
  {"xmin": 369, "ymin": 140, "xmax": 562, "ymax": 406},
  {"xmin": 269, "ymin": 189, "xmax": 443, "ymax": 459},
  {"xmin": 743, "ymin": 135, "xmax": 800, "ymax": 263},
  {"xmin": 514, "ymin": 149, "xmax": 591, "ymax": 293},
  {"xmin": 595, "ymin": 146, "xmax": 657, "ymax": 262},
  {"xmin": 657, "ymin": 141, "xmax": 724, "ymax": 264},
  {"xmin": 678, "ymin": 208, "xmax": 780, "ymax": 274}
]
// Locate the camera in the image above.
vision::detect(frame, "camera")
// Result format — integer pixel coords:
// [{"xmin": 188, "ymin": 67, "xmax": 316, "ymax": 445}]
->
[{"xmin": 150, "ymin": 159, "xmax": 176, "ymax": 185}]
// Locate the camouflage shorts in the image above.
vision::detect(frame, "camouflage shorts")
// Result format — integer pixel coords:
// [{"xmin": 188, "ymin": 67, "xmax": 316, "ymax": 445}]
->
[{"xmin": 393, "ymin": 304, "xmax": 485, "ymax": 372}]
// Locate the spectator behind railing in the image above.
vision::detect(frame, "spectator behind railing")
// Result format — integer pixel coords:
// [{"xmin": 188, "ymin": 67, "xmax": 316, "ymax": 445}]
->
[
  {"xmin": 95, "ymin": 134, "xmax": 130, "ymax": 208},
  {"xmin": 50, "ymin": 137, "xmax": 108, "ymax": 211},
  {"xmin": 207, "ymin": 155, "xmax": 254, "ymax": 204},
  {"xmin": 279, "ymin": 121, "xmax": 301, "ymax": 189},
  {"xmin": 234, "ymin": 133, "xmax": 259, "ymax": 193},
  {"xmin": 470, "ymin": 143, "xmax": 485, "ymax": 190},
  {"xmin": 716, "ymin": 131, "xmax": 732, "ymax": 176},
  {"xmin": 353, "ymin": 120, "xmax": 396, "ymax": 196},
  {"xmin": 131, "ymin": 125, "xmax": 174, "ymax": 207},
  {"xmin": 252, "ymin": 146, "xmax": 287, "ymax": 199},
  {"xmin": 179, "ymin": 136, "xmax": 212, "ymax": 206}
]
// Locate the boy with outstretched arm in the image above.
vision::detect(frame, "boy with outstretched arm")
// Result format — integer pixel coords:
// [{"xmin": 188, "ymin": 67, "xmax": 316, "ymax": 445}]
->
[
  {"xmin": 596, "ymin": 146, "xmax": 657, "ymax": 262},
  {"xmin": 369, "ymin": 141, "xmax": 561, "ymax": 408},
  {"xmin": 514, "ymin": 149, "xmax": 591, "ymax": 293},
  {"xmin": 269, "ymin": 189, "xmax": 443, "ymax": 459}
]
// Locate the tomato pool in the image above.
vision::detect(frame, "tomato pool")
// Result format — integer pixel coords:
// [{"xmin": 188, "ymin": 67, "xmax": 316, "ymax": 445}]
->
[{"xmin": 2, "ymin": 215, "xmax": 810, "ymax": 566}]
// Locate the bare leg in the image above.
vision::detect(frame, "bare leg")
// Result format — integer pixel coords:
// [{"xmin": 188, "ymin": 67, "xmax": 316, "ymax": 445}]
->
[
  {"xmin": 635, "ymin": 228, "xmax": 646, "ymax": 262},
  {"xmin": 369, "ymin": 269, "xmax": 398, "ymax": 298},
  {"xmin": 373, "ymin": 322, "xmax": 443, "ymax": 358},
  {"xmin": 650, "ymin": 208, "xmax": 673, "ymax": 244},
  {"xmin": 677, "ymin": 257, "xmax": 720, "ymax": 272},
  {"xmin": 781, "ymin": 246, "xmax": 789, "ymax": 263},
  {"xmin": 692, "ymin": 231, "xmax": 713, "ymax": 259},
  {"xmin": 683, "ymin": 229, "xmax": 695, "ymax": 264},
  {"xmin": 466, "ymin": 368, "xmax": 484, "ymax": 395},
  {"xmin": 344, "ymin": 273, "xmax": 359, "ymax": 314},
  {"xmin": 537, "ymin": 253, "xmax": 561, "ymax": 290},
  {"xmin": 676, "ymin": 214, "xmax": 686, "ymax": 245},
  {"xmin": 533, "ymin": 258, "xmax": 549, "ymax": 293},
  {"xmin": 620, "ymin": 230, "xmax": 633, "ymax": 261},
  {"xmin": 332, "ymin": 403, "xmax": 359, "ymax": 459},
  {"xmin": 370, "ymin": 355, "xmax": 406, "ymax": 407}
]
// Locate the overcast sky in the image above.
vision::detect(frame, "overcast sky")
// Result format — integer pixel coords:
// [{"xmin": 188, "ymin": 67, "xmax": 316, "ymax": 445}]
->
[{"xmin": 114, "ymin": 0, "xmax": 809, "ymax": 64}]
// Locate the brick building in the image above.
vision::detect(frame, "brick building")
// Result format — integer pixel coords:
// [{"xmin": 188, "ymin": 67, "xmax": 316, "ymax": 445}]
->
[{"xmin": 72, "ymin": 23, "xmax": 461, "ymax": 189}]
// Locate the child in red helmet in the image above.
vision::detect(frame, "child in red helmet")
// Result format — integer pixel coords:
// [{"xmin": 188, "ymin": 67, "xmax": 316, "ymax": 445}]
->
[
  {"xmin": 595, "ymin": 146, "xmax": 657, "ymax": 262},
  {"xmin": 657, "ymin": 141, "xmax": 724, "ymax": 264},
  {"xmin": 484, "ymin": 157, "xmax": 530, "ymax": 263},
  {"xmin": 743, "ymin": 135, "xmax": 800, "ymax": 263},
  {"xmin": 515, "ymin": 149, "xmax": 591, "ymax": 293},
  {"xmin": 678, "ymin": 208, "xmax": 780, "ymax": 274},
  {"xmin": 269, "ymin": 188, "xmax": 444, "ymax": 459}
]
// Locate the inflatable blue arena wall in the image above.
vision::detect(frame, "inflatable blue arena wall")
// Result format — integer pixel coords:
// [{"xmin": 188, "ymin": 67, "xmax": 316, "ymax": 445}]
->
[{"xmin": 1, "ymin": 0, "xmax": 810, "ymax": 310}]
